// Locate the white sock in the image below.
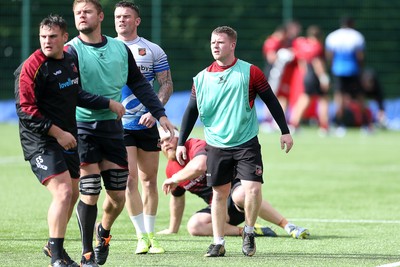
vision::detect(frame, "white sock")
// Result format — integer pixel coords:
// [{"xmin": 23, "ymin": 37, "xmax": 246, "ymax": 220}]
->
[
  {"xmin": 130, "ymin": 213, "xmax": 146, "ymax": 235},
  {"xmin": 214, "ymin": 237, "xmax": 225, "ymax": 245},
  {"xmin": 244, "ymin": 225, "xmax": 254, "ymax": 234},
  {"xmin": 284, "ymin": 222, "xmax": 295, "ymax": 234},
  {"xmin": 144, "ymin": 214, "xmax": 156, "ymax": 234}
]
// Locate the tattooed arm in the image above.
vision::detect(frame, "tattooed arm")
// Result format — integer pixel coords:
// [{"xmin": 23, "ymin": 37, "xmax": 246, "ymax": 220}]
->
[{"xmin": 156, "ymin": 69, "xmax": 173, "ymax": 106}]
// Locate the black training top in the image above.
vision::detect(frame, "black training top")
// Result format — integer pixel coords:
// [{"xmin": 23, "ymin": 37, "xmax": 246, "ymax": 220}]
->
[{"xmin": 14, "ymin": 49, "xmax": 109, "ymax": 160}]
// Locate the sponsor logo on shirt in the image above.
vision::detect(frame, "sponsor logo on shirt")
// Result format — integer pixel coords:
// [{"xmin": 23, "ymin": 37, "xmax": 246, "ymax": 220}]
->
[
  {"xmin": 59, "ymin": 77, "xmax": 79, "ymax": 89},
  {"xmin": 53, "ymin": 70, "xmax": 62, "ymax": 76},
  {"xmin": 139, "ymin": 65, "xmax": 150, "ymax": 72},
  {"xmin": 183, "ymin": 174, "xmax": 206, "ymax": 190}
]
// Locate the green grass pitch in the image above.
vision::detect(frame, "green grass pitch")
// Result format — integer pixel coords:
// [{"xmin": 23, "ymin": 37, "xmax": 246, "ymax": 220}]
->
[{"xmin": 1, "ymin": 123, "xmax": 399, "ymax": 266}]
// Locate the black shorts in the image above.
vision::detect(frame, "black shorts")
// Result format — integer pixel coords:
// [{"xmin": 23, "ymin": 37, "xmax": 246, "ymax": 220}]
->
[
  {"xmin": 124, "ymin": 126, "xmax": 161, "ymax": 151},
  {"xmin": 205, "ymin": 136, "xmax": 264, "ymax": 187},
  {"xmin": 29, "ymin": 142, "xmax": 80, "ymax": 184},
  {"xmin": 195, "ymin": 180, "xmax": 245, "ymax": 226},
  {"xmin": 78, "ymin": 134, "xmax": 128, "ymax": 167},
  {"xmin": 332, "ymin": 75, "xmax": 362, "ymax": 98},
  {"xmin": 304, "ymin": 63, "xmax": 325, "ymax": 96}
]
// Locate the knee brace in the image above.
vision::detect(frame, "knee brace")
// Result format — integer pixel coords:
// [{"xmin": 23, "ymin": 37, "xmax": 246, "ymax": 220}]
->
[
  {"xmin": 80, "ymin": 174, "xmax": 102, "ymax": 195},
  {"xmin": 101, "ymin": 169, "xmax": 128, "ymax": 191}
]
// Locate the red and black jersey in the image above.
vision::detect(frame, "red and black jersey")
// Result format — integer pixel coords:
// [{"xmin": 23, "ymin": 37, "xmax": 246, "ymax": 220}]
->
[
  {"xmin": 14, "ymin": 49, "xmax": 109, "ymax": 160},
  {"xmin": 165, "ymin": 138, "xmax": 212, "ymax": 205}
]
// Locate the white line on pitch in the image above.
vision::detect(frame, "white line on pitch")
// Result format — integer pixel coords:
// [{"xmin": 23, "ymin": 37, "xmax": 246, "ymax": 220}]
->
[
  {"xmin": 290, "ymin": 218, "xmax": 400, "ymax": 224},
  {"xmin": 0, "ymin": 156, "xmax": 24, "ymax": 164},
  {"xmin": 376, "ymin": 261, "xmax": 400, "ymax": 267}
]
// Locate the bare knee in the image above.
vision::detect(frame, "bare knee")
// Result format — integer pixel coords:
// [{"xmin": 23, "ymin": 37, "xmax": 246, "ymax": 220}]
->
[
  {"xmin": 231, "ymin": 186, "xmax": 245, "ymax": 207},
  {"xmin": 241, "ymin": 181, "xmax": 262, "ymax": 197},
  {"xmin": 126, "ymin": 174, "xmax": 139, "ymax": 195},
  {"xmin": 187, "ymin": 220, "xmax": 203, "ymax": 236},
  {"xmin": 247, "ymin": 186, "xmax": 261, "ymax": 197},
  {"xmin": 140, "ymin": 175, "xmax": 158, "ymax": 191},
  {"xmin": 213, "ymin": 184, "xmax": 231, "ymax": 201},
  {"xmin": 187, "ymin": 216, "xmax": 211, "ymax": 236},
  {"xmin": 59, "ymin": 185, "xmax": 73, "ymax": 204},
  {"xmin": 106, "ymin": 190, "xmax": 126, "ymax": 209}
]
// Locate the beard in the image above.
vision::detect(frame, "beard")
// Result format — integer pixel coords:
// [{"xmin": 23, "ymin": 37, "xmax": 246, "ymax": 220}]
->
[
  {"xmin": 166, "ymin": 149, "xmax": 176, "ymax": 161},
  {"xmin": 78, "ymin": 25, "xmax": 95, "ymax": 35}
]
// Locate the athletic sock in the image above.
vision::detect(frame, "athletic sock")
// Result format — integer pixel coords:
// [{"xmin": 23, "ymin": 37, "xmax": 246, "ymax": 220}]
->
[
  {"xmin": 49, "ymin": 237, "xmax": 64, "ymax": 263},
  {"xmin": 130, "ymin": 213, "xmax": 146, "ymax": 236},
  {"xmin": 214, "ymin": 236, "xmax": 225, "ymax": 246},
  {"xmin": 76, "ymin": 200, "xmax": 97, "ymax": 254},
  {"xmin": 97, "ymin": 222, "xmax": 110, "ymax": 238},
  {"xmin": 284, "ymin": 222, "xmax": 296, "ymax": 234},
  {"xmin": 144, "ymin": 214, "xmax": 156, "ymax": 234},
  {"xmin": 244, "ymin": 225, "xmax": 254, "ymax": 234}
]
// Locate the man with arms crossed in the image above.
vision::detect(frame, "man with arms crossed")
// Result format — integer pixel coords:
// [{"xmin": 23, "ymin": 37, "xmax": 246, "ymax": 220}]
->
[
  {"xmin": 176, "ymin": 26, "xmax": 293, "ymax": 257},
  {"xmin": 114, "ymin": 1, "xmax": 173, "ymax": 254},
  {"xmin": 66, "ymin": 0, "xmax": 174, "ymax": 265}
]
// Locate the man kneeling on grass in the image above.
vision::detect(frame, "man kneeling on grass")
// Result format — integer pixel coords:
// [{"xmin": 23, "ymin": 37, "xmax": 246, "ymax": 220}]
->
[{"xmin": 157, "ymin": 128, "xmax": 310, "ymax": 241}]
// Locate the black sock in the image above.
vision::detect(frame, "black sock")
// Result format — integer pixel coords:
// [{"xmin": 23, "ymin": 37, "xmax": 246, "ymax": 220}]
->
[
  {"xmin": 97, "ymin": 223, "xmax": 110, "ymax": 238},
  {"xmin": 76, "ymin": 200, "xmax": 97, "ymax": 254},
  {"xmin": 49, "ymin": 237, "xmax": 64, "ymax": 263}
]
